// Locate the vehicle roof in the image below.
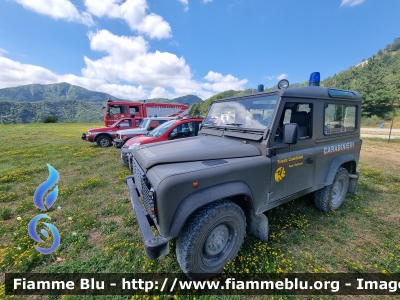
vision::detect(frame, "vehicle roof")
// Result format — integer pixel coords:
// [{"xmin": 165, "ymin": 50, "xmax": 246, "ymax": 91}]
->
[
  {"xmin": 214, "ymin": 86, "xmax": 363, "ymax": 103},
  {"xmin": 175, "ymin": 117, "xmax": 204, "ymax": 123},
  {"xmin": 144, "ymin": 117, "xmax": 176, "ymax": 120}
]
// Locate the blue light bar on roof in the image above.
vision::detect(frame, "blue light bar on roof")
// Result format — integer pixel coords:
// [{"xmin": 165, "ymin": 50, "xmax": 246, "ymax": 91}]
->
[{"xmin": 309, "ymin": 72, "xmax": 320, "ymax": 86}]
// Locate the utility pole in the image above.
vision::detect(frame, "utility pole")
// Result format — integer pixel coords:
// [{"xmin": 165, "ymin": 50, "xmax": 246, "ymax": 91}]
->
[{"xmin": 388, "ymin": 99, "xmax": 397, "ymax": 143}]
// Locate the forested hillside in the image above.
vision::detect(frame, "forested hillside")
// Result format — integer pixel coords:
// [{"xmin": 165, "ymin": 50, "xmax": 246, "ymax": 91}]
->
[
  {"xmin": 0, "ymin": 100, "xmax": 104, "ymax": 123},
  {"xmin": 0, "ymin": 82, "xmax": 201, "ymax": 123},
  {"xmin": 0, "ymin": 82, "xmax": 118, "ymax": 102},
  {"xmin": 191, "ymin": 38, "xmax": 400, "ymax": 118},
  {"xmin": 322, "ymin": 37, "xmax": 400, "ymax": 117}
]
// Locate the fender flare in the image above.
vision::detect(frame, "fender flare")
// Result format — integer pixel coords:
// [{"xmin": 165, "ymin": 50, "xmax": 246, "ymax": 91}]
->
[
  {"xmin": 324, "ymin": 154, "xmax": 356, "ymax": 186},
  {"xmin": 167, "ymin": 181, "xmax": 253, "ymax": 238}
]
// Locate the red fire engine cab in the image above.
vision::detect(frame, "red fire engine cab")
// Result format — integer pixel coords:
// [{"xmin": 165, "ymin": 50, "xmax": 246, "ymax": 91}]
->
[{"xmin": 104, "ymin": 100, "xmax": 189, "ymax": 126}]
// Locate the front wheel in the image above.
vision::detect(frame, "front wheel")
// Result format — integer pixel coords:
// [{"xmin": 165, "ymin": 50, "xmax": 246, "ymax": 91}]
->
[
  {"xmin": 176, "ymin": 200, "xmax": 246, "ymax": 280},
  {"xmin": 314, "ymin": 167, "xmax": 349, "ymax": 212},
  {"xmin": 96, "ymin": 135, "xmax": 112, "ymax": 147}
]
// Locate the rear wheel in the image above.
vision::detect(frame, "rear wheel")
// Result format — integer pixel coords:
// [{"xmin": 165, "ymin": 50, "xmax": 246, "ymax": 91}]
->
[
  {"xmin": 176, "ymin": 200, "xmax": 246, "ymax": 280},
  {"xmin": 314, "ymin": 167, "xmax": 349, "ymax": 212},
  {"xmin": 96, "ymin": 135, "xmax": 112, "ymax": 147}
]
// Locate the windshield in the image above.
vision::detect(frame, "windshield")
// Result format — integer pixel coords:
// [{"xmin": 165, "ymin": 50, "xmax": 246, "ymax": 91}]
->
[
  {"xmin": 140, "ymin": 119, "xmax": 150, "ymax": 129},
  {"xmin": 203, "ymin": 95, "xmax": 278, "ymax": 130},
  {"xmin": 148, "ymin": 120, "xmax": 178, "ymax": 137},
  {"xmin": 110, "ymin": 120, "xmax": 120, "ymax": 127}
]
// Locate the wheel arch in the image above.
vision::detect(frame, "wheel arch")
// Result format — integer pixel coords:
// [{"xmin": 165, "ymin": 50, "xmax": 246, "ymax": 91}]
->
[
  {"xmin": 167, "ymin": 181, "xmax": 254, "ymax": 238},
  {"xmin": 94, "ymin": 133, "xmax": 113, "ymax": 141},
  {"xmin": 325, "ymin": 154, "xmax": 357, "ymax": 186}
]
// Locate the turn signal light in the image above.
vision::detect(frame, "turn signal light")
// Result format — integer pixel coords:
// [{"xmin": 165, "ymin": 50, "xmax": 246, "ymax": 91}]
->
[{"xmin": 192, "ymin": 182, "xmax": 199, "ymax": 188}]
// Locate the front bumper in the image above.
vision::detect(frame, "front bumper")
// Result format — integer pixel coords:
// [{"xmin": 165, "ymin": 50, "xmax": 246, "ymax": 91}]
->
[
  {"xmin": 120, "ymin": 147, "xmax": 131, "ymax": 167},
  {"xmin": 114, "ymin": 138, "xmax": 124, "ymax": 148},
  {"xmin": 126, "ymin": 175, "xmax": 169, "ymax": 259},
  {"xmin": 81, "ymin": 133, "xmax": 95, "ymax": 142}
]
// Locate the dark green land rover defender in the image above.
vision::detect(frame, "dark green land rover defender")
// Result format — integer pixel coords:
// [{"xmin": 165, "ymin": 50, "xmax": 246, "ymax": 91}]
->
[{"xmin": 126, "ymin": 72, "xmax": 362, "ymax": 280}]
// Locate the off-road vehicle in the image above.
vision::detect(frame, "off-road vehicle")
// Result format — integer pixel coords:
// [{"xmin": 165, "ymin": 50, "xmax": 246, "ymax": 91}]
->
[
  {"xmin": 82, "ymin": 117, "xmax": 143, "ymax": 147},
  {"xmin": 126, "ymin": 73, "xmax": 362, "ymax": 280},
  {"xmin": 113, "ymin": 116, "xmax": 175, "ymax": 148}
]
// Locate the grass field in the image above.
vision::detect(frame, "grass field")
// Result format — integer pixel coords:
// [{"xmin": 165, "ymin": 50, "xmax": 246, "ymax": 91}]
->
[{"xmin": 0, "ymin": 123, "xmax": 400, "ymax": 299}]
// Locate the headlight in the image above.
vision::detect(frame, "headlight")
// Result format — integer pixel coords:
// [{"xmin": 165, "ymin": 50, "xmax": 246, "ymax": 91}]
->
[
  {"xmin": 128, "ymin": 142, "xmax": 140, "ymax": 150},
  {"xmin": 87, "ymin": 131, "xmax": 91, "ymax": 135}
]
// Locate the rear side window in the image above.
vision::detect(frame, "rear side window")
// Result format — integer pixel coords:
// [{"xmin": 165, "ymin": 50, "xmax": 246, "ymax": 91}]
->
[{"xmin": 324, "ymin": 104, "xmax": 356, "ymax": 134}]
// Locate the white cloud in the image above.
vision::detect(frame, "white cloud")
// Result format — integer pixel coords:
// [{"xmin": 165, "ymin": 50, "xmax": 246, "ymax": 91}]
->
[
  {"xmin": 340, "ymin": 0, "xmax": 365, "ymax": 7},
  {"xmin": 0, "ymin": 56, "xmax": 58, "ymax": 88},
  {"xmin": 148, "ymin": 87, "xmax": 173, "ymax": 99},
  {"xmin": 82, "ymin": 30, "xmax": 193, "ymax": 89},
  {"xmin": 203, "ymin": 0, "xmax": 213, "ymax": 3},
  {"xmin": 203, "ymin": 71, "xmax": 248, "ymax": 92},
  {"xmin": 84, "ymin": 0, "xmax": 171, "ymax": 39},
  {"xmin": 0, "ymin": 31, "xmax": 248, "ymax": 101},
  {"xmin": 0, "ymin": 48, "xmax": 8, "ymax": 56},
  {"xmin": 178, "ymin": 0, "xmax": 189, "ymax": 12},
  {"xmin": 13, "ymin": 0, "xmax": 94, "ymax": 26},
  {"xmin": 277, "ymin": 73, "xmax": 288, "ymax": 80}
]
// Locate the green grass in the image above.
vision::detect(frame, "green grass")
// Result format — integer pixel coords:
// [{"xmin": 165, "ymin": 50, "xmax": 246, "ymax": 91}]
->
[{"xmin": 1, "ymin": 123, "xmax": 400, "ymax": 299}]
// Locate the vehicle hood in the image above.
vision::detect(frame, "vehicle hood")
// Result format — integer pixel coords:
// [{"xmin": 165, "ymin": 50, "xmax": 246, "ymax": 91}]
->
[
  {"xmin": 116, "ymin": 128, "xmax": 146, "ymax": 135},
  {"xmin": 88, "ymin": 126, "xmax": 115, "ymax": 133},
  {"xmin": 125, "ymin": 135, "xmax": 155, "ymax": 146},
  {"xmin": 133, "ymin": 135, "xmax": 261, "ymax": 170}
]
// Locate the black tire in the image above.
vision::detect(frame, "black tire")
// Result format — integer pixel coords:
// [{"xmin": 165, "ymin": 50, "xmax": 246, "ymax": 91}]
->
[
  {"xmin": 176, "ymin": 200, "xmax": 246, "ymax": 280},
  {"xmin": 314, "ymin": 167, "xmax": 349, "ymax": 212},
  {"xmin": 96, "ymin": 135, "xmax": 112, "ymax": 147}
]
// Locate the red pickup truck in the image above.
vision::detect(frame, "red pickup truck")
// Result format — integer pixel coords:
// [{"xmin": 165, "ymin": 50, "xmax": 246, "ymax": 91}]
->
[
  {"xmin": 82, "ymin": 117, "xmax": 143, "ymax": 147},
  {"xmin": 120, "ymin": 118, "xmax": 203, "ymax": 167}
]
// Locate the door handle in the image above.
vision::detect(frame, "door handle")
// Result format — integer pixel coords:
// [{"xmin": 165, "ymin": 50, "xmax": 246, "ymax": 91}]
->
[{"xmin": 305, "ymin": 158, "xmax": 315, "ymax": 164}]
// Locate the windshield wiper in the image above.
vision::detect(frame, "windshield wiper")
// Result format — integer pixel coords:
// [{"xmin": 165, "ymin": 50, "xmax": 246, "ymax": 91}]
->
[{"xmin": 226, "ymin": 123, "xmax": 242, "ymax": 128}]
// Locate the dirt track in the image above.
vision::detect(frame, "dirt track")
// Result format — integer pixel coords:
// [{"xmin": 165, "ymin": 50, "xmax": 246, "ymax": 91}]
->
[{"xmin": 360, "ymin": 128, "xmax": 400, "ymax": 139}]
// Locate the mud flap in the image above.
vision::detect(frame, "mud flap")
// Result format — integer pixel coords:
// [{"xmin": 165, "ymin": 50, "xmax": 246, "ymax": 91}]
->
[
  {"xmin": 247, "ymin": 213, "xmax": 269, "ymax": 242},
  {"xmin": 348, "ymin": 172, "xmax": 359, "ymax": 194}
]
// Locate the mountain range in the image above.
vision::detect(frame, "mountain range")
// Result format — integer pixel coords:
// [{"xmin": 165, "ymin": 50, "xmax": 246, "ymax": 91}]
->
[{"xmin": 0, "ymin": 83, "xmax": 202, "ymax": 123}]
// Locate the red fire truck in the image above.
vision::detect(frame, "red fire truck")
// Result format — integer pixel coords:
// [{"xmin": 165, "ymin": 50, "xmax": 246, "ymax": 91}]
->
[{"xmin": 104, "ymin": 100, "xmax": 189, "ymax": 126}]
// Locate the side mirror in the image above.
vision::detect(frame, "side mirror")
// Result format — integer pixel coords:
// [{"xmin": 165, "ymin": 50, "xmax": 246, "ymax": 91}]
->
[
  {"xmin": 169, "ymin": 132, "xmax": 178, "ymax": 139},
  {"xmin": 284, "ymin": 123, "xmax": 298, "ymax": 144},
  {"xmin": 116, "ymin": 124, "xmax": 120, "ymax": 128},
  {"xmin": 147, "ymin": 125, "xmax": 152, "ymax": 131}
]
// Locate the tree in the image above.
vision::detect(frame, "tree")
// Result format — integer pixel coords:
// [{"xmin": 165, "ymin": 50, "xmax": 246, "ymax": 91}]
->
[{"xmin": 43, "ymin": 115, "xmax": 58, "ymax": 123}]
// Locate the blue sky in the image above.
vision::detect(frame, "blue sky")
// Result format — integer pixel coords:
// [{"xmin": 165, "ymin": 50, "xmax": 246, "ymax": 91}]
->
[{"xmin": 0, "ymin": 0, "xmax": 399, "ymax": 100}]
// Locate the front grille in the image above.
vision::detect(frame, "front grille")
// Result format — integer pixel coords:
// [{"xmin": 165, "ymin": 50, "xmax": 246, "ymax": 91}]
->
[{"xmin": 132, "ymin": 158, "xmax": 157, "ymax": 224}]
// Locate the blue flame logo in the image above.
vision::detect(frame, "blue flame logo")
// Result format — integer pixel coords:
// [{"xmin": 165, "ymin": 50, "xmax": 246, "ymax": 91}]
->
[{"xmin": 28, "ymin": 164, "xmax": 60, "ymax": 254}]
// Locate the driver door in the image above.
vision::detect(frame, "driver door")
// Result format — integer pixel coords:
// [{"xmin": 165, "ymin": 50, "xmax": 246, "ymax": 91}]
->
[{"xmin": 268, "ymin": 102, "xmax": 316, "ymax": 202}]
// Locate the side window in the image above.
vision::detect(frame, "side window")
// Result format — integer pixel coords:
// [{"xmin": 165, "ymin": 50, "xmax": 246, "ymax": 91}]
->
[
  {"xmin": 129, "ymin": 106, "xmax": 139, "ymax": 115},
  {"xmin": 275, "ymin": 103, "xmax": 313, "ymax": 142},
  {"xmin": 283, "ymin": 109, "xmax": 292, "ymax": 125},
  {"xmin": 149, "ymin": 120, "xmax": 159, "ymax": 130},
  {"xmin": 119, "ymin": 120, "xmax": 131, "ymax": 127},
  {"xmin": 109, "ymin": 106, "xmax": 122, "ymax": 115},
  {"xmin": 185, "ymin": 122, "xmax": 196, "ymax": 136},
  {"xmin": 169, "ymin": 124, "xmax": 181, "ymax": 139},
  {"xmin": 135, "ymin": 119, "xmax": 142, "ymax": 127},
  {"xmin": 324, "ymin": 104, "xmax": 356, "ymax": 134}
]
